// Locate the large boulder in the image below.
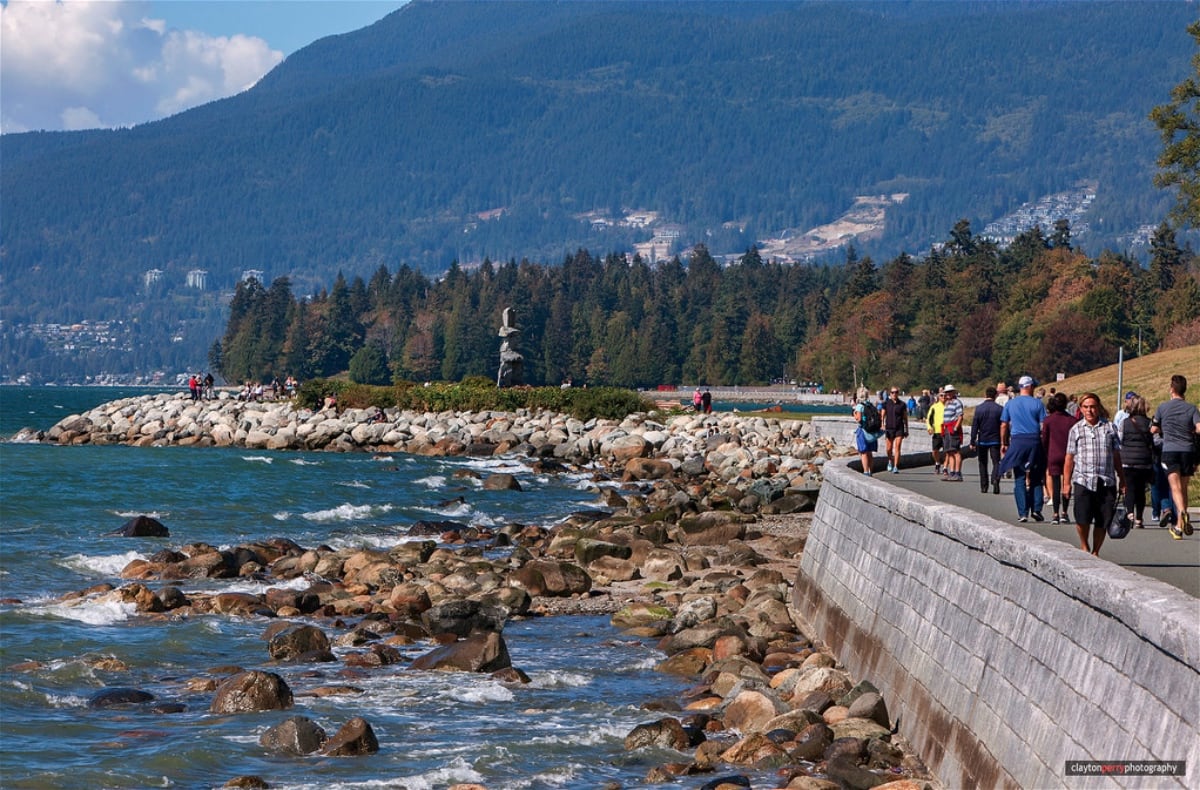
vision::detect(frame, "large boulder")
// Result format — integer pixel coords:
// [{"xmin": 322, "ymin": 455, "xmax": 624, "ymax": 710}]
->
[
  {"xmin": 87, "ymin": 687, "xmax": 155, "ymax": 708},
  {"xmin": 511, "ymin": 560, "xmax": 591, "ymax": 597},
  {"xmin": 209, "ymin": 670, "xmax": 293, "ymax": 714},
  {"xmin": 482, "ymin": 473, "xmax": 522, "ymax": 491},
  {"xmin": 623, "ymin": 717, "xmax": 691, "ymax": 751},
  {"xmin": 420, "ymin": 599, "xmax": 508, "ymax": 637},
  {"xmin": 267, "ymin": 623, "xmax": 334, "ymax": 662},
  {"xmin": 259, "ymin": 715, "xmax": 327, "ymax": 755},
  {"xmin": 409, "ymin": 632, "xmax": 512, "ymax": 673},
  {"xmin": 114, "ymin": 515, "xmax": 169, "ymax": 537},
  {"xmin": 320, "ymin": 717, "xmax": 380, "ymax": 756}
]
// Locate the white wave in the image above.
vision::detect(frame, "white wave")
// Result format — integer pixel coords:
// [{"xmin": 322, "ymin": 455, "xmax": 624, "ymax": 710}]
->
[
  {"xmin": 241, "ymin": 455, "xmax": 273, "ymax": 464},
  {"xmin": 331, "ymin": 533, "xmax": 434, "ymax": 551},
  {"xmin": 288, "ymin": 458, "xmax": 321, "ymax": 466},
  {"xmin": 267, "ymin": 756, "xmax": 486, "ymax": 790},
  {"xmin": 515, "ymin": 720, "xmax": 627, "ymax": 749},
  {"xmin": 112, "ymin": 510, "xmax": 167, "ymax": 519},
  {"xmin": 272, "ymin": 511, "xmax": 291, "ymax": 521},
  {"xmin": 217, "ymin": 576, "xmax": 311, "ymax": 595},
  {"xmin": 414, "ymin": 501, "xmax": 473, "ymax": 518},
  {"xmin": 414, "ymin": 475, "xmax": 447, "ymax": 488},
  {"xmin": 336, "ymin": 480, "xmax": 371, "ymax": 489},
  {"xmin": 503, "ymin": 765, "xmax": 583, "ymax": 789},
  {"xmin": 443, "ymin": 681, "xmax": 514, "ymax": 704},
  {"xmin": 301, "ymin": 503, "xmax": 392, "ymax": 522},
  {"xmin": 525, "ymin": 670, "xmax": 591, "ymax": 690},
  {"xmin": 621, "ymin": 655, "xmax": 661, "ymax": 672},
  {"xmin": 371, "ymin": 455, "xmax": 394, "ymax": 462},
  {"xmin": 458, "ymin": 456, "xmax": 526, "ymax": 473},
  {"xmin": 46, "ymin": 692, "xmax": 91, "ymax": 708},
  {"xmin": 35, "ymin": 597, "xmax": 137, "ymax": 625},
  {"xmin": 384, "ymin": 757, "xmax": 487, "ymax": 790},
  {"xmin": 59, "ymin": 550, "xmax": 146, "ymax": 577}
]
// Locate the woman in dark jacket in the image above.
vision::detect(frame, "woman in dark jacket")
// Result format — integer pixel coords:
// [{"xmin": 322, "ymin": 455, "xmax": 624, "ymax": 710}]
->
[
  {"xmin": 1041, "ymin": 392, "xmax": 1079, "ymax": 524},
  {"xmin": 1120, "ymin": 395, "xmax": 1155, "ymax": 528}
]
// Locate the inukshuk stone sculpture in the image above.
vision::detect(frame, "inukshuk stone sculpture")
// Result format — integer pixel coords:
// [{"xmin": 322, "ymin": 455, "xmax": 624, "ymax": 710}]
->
[{"xmin": 496, "ymin": 307, "xmax": 524, "ymax": 387}]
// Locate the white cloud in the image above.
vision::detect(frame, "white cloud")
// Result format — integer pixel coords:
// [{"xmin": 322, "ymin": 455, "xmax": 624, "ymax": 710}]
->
[{"xmin": 0, "ymin": 0, "xmax": 283, "ymax": 133}]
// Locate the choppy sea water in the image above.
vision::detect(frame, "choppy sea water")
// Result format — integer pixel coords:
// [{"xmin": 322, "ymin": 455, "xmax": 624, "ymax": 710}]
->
[{"xmin": 0, "ymin": 387, "xmax": 744, "ymax": 789}]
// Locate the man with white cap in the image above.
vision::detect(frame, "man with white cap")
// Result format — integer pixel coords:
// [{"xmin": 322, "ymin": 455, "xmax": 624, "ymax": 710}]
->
[
  {"xmin": 998, "ymin": 375, "xmax": 1048, "ymax": 522},
  {"xmin": 940, "ymin": 385, "xmax": 965, "ymax": 481}
]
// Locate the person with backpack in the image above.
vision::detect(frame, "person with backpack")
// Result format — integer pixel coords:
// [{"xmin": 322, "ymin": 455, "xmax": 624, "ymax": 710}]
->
[{"xmin": 854, "ymin": 397, "xmax": 881, "ymax": 476}]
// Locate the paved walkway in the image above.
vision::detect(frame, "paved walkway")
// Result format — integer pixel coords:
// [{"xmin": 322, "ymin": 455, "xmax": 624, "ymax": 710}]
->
[{"xmin": 879, "ymin": 461, "xmax": 1200, "ymax": 598}]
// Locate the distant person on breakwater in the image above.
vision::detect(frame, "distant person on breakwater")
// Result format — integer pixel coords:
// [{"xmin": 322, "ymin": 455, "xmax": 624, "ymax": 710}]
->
[
  {"xmin": 1151, "ymin": 374, "xmax": 1200, "ymax": 539},
  {"xmin": 702, "ymin": 389, "xmax": 712, "ymax": 414},
  {"xmin": 1063, "ymin": 392, "xmax": 1124, "ymax": 556},
  {"xmin": 693, "ymin": 388, "xmax": 703, "ymax": 412}
]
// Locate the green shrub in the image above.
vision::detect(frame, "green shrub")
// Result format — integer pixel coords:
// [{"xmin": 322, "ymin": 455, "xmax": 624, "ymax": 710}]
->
[{"xmin": 295, "ymin": 379, "xmax": 652, "ymax": 420}]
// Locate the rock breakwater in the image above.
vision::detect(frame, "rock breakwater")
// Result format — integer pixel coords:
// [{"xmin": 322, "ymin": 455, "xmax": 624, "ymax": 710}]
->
[{"xmin": 26, "ymin": 393, "xmax": 844, "ymax": 506}]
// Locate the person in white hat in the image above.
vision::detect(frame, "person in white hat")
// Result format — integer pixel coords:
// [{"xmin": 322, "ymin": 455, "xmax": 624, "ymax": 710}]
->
[
  {"xmin": 940, "ymin": 385, "xmax": 965, "ymax": 481},
  {"xmin": 998, "ymin": 375, "xmax": 1048, "ymax": 522}
]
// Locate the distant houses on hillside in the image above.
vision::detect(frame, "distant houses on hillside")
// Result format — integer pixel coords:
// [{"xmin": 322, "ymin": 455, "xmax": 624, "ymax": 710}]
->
[{"xmin": 980, "ymin": 182, "xmax": 1097, "ymax": 246}]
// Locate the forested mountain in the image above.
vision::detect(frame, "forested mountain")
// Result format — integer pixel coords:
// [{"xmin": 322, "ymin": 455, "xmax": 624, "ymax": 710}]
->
[
  {"xmin": 215, "ymin": 222, "xmax": 1200, "ymax": 392},
  {"xmin": 1, "ymin": 1, "xmax": 1195, "ymax": 381}
]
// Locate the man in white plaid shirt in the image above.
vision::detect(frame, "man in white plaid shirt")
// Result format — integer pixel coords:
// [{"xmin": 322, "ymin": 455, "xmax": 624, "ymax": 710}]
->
[{"xmin": 1063, "ymin": 392, "xmax": 1125, "ymax": 556}]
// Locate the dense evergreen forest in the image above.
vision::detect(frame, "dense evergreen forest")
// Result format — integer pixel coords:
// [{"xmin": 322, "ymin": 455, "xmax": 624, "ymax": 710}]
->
[
  {"xmin": 216, "ymin": 221, "xmax": 1200, "ymax": 393},
  {"xmin": 1, "ymin": 1, "xmax": 1195, "ymax": 381}
]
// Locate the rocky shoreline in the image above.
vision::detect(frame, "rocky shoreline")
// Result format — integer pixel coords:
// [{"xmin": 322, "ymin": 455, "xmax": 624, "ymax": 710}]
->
[{"xmin": 14, "ymin": 394, "xmax": 940, "ymax": 789}]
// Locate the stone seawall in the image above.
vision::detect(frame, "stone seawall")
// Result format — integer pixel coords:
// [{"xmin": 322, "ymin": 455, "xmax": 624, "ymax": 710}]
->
[{"xmin": 795, "ymin": 458, "xmax": 1200, "ymax": 789}]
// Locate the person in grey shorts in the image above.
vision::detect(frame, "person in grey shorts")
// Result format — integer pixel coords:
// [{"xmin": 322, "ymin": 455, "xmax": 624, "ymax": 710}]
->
[{"xmin": 1151, "ymin": 374, "xmax": 1200, "ymax": 539}]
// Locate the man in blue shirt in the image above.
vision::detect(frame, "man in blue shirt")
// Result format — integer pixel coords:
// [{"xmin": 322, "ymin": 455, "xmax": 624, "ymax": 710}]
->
[{"xmin": 998, "ymin": 375, "xmax": 1048, "ymax": 522}]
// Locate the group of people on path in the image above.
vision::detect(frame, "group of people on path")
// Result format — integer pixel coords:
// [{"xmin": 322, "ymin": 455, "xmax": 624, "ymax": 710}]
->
[
  {"xmin": 853, "ymin": 374, "xmax": 1200, "ymax": 557},
  {"xmin": 691, "ymin": 387, "xmax": 713, "ymax": 414}
]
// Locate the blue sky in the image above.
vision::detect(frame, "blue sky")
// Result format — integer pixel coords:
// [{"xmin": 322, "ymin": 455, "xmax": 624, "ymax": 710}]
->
[
  {"xmin": 0, "ymin": 1, "xmax": 407, "ymax": 133},
  {"xmin": 147, "ymin": 0, "xmax": 406, "ymax": 57}
]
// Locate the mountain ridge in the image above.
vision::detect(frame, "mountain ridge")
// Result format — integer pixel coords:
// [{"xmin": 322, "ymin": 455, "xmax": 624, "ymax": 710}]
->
[{"xmin": 0, "ymin": 0, "xmax": 1194, "ymax": 379}]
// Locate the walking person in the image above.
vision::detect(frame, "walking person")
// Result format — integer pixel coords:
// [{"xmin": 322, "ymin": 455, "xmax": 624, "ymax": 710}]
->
[
  {"xmin": 1063, "ymin": 392, "xmax": 1124, "ymax": 556},
  {"xmin": 1119, "ymin": 395, "xmax": 1155, "ymax": 529},
  {"xmin": 882, "ymin": 387, "xmax": 909, "ymax": 473},
  {"xmin": 1151, "ymin": 374, "xmax": 1200, "ymax": 539},
  {"xmin": 999, "ymin": 375, "xmax": 1048, "ymax": 522},
  {"xmin": 926, "ymin": 388, "xmax": 946, "ymax": 475},
  {"xmin": 940, "ymin": 385, "xmax": 965, "ymax": 481},
  {"xmin": 970, "ymin": 386, "xmax": 1003, "ymax": 494},
  {"xmin": 1041, "ymin": 392, "xmax": 1079, "ymax": 524},
  {"xmin": 853, "ymin": 398, "xmax": 880, "ymax": 476}
]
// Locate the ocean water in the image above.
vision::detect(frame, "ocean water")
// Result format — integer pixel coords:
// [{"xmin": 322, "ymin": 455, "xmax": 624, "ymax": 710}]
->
[{"xmin": 0, "ymin": 387, "xmax": 725, "ymax": 789}]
